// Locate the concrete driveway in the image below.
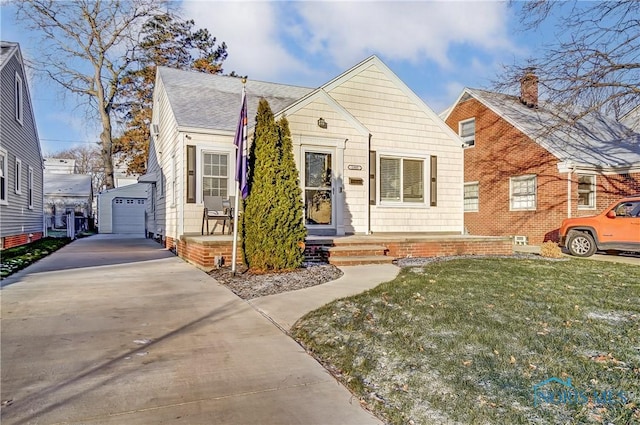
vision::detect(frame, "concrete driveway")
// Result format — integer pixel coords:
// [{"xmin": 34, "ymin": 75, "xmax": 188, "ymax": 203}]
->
[
  {"xmin": 513, "ymin": 244, "xmax": 640, "ymax": 265},
  {"xmin": 0, "ymin": 235, "xmax": 380, "ymax": 425}
]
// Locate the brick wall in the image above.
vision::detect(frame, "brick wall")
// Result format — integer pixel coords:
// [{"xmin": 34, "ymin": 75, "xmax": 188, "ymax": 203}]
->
[
  {"xmin": 574, "ymin": 172, "xmax": 640, "ymax": 217},
  {"xmin": 304, "ymin": 240, "xmax": 334, "ymax": 262},
  {"xmin": 1, "ymin": 232, "xmax": 44, "ymax": 250},
  {"xmin": 445, "ymin": 97, "xmax": 640, "ymax": 245},
  {"xmin": 384, "ymin": 238, "xmax": 512, "ymax": 258},
  {"xmin": 176, "ymin": 236, "xmax": 243, "ymax": 271}
]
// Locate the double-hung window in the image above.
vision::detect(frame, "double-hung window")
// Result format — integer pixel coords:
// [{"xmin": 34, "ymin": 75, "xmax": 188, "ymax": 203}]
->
[
  {"xmin": 0, "ymin": 149, "xmax": 7, "ymax": 204},
  {"xmin": 577, "ymin": 174, "xmax": 595, "ymax": 209},
  {"xmin": 202, "ymin": 152, "xmax": 228, "ymax": 198},
  {"xmin": 510, "ymin": 175, "xmax": 537, "ymax": 210},
  {"xmin": 464, "ymin": 182, "xmax": 479, "ymax": 212},
  {"xmin": 28, "ymin": 166, "xmax": 33, "ymax": 209},
  {"xmin": 459, "ymin": 118, "xmax": 475, "ymax": 147},
  {"xmin": 14, "ymin": 158, "xmax": 22, "ymax": 194},
  {"xmin": 15, "ymin": 73, "xmax": 23, "ymax": 125},
  {"xmin": 380, "ymin": 156, "xmax": 424, "ymax": 203}
]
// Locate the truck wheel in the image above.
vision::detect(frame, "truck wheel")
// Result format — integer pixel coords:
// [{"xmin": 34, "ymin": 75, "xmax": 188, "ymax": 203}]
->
[{"xmin": 567, "ymin": 231, "xmax": 597, "ymax": 257}]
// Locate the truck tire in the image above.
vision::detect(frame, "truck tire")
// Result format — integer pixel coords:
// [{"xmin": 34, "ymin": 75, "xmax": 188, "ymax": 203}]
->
[{"xmin": 567, "ymin": 230, "xmax": 597, "ymax": 257}]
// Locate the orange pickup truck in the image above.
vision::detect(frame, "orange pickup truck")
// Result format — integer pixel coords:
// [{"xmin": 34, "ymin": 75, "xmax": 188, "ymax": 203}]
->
[{"xmin": 559, "ymin": 195, "xmax": 640, "ymax": 257}]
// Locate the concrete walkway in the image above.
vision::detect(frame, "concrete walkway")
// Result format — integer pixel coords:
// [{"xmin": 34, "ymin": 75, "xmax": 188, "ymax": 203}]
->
[
  {"xmin": 0, "ymin": 235, "xmax": 383, "ymax": 425},
  {"xmin": 251, "ymin": 264, "xmax": 400, "ymax": 331}
]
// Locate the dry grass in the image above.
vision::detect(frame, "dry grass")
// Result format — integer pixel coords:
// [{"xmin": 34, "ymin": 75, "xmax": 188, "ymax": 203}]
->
[{"xmin": 540, "ymin": 241, "xmax": 564, "ymax": 258}]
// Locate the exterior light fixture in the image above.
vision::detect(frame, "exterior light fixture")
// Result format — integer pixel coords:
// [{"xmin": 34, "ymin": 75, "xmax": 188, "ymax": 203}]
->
[{"xmin": 317, "ymin": 117, "xmax": 327, "ymax": 129}]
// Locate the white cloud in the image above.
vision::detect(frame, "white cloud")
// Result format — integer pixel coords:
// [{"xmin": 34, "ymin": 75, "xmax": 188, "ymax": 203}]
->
[
  {"xmin": 291, "ymin": 1, "xmax": 515, "ymax": 69},
  {"xmin": 181, "ymin": 1, "xmax": 517, "ymax": 85},
  {"xmin": 181, "ymin": 1, "xmax": 314, "ymax": 83}
]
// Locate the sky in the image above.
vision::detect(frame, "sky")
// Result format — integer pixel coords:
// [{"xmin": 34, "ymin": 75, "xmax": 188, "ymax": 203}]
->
[{"xmin": 0, "ymin": 1, "xmax": 558, "ymax": 155}]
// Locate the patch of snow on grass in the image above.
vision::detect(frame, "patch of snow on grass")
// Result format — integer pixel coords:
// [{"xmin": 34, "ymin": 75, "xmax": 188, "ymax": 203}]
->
[{"xmin": 585, "ymin": 311, "xmax": 629, "ymax": 323}]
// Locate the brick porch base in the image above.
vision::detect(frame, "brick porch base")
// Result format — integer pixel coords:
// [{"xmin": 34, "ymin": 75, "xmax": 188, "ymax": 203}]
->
[{"xmin": 175, "ymin": 233, "xmax": 513, "ymax": 271}]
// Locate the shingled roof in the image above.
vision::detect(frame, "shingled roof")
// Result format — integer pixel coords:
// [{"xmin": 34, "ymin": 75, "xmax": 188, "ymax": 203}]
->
[
  {"xmin": 157, "ymin": 67, "xmax": 314, "ymax": 132},
  {"xmin": 462, "ymin": 88, "xmax": 640, "ymax": 169},
  {"xmin": 44, "ymin": 174, "xmax": 92, "ymax": 197}
]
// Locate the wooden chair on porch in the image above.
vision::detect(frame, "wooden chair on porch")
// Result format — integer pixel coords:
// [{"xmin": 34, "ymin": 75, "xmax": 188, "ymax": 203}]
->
[{"xmin": 201, "ymin": 196, "xmax": 230, "ymax": 235}]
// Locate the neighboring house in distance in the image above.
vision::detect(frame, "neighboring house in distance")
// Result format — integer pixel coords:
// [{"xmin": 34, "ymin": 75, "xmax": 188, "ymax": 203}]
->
[
  {"xmin": 43, "ymin": 157, "xmax": 77, "ymax": 174},
  {"xmin": 113, "ymin": 154, "xmax": 140, "ymax": 188},
  {"xmin": 146, "ymin": 55, "xmax": 464, "ymax": 248},
  {"xmin": 44, "ymin": 173, "xmax": 92, "ymax": 231},
  {"xmin": 443, "ymin": 75, "xmax": 640, "ymax": 244},
  {"xmin": 0, "ymin": 41, "xmax": 45, "ymax": 249}
]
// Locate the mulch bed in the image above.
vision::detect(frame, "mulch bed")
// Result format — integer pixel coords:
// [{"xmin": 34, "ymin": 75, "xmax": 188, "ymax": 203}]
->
[{"xmin": 208, "ymin": 262, "xmax": 344, "ymax": 300}]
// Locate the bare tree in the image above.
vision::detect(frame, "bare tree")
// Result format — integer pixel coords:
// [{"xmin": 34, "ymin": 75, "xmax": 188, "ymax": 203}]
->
[
  {"xmin": 499, "ymin": 1, "xmax": 639, "ymax": 127},
  {"xmin": 15, "ymin": 0, "xmax": 170, "ymax": 189}
]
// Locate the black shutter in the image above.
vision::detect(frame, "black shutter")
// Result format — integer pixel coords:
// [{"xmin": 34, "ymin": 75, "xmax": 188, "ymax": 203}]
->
[
  {"xmin": 430, "ymin": 155, "xmax": 437, "ymax": 207},
  {"xmin": 369, "ymin": 151, "xmax": 376, "ymax": 205},
  {"xmin": 187, "ymin": 145, "xmax": 196, "ymax": 203}
]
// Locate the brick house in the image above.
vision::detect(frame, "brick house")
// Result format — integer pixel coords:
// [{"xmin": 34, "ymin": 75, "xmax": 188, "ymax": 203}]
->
[{"xmin": 443, "ymin": 75, "xmax": 640, "ymax": 244}]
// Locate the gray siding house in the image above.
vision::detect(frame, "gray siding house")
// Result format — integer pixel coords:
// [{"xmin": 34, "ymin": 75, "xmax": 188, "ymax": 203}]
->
[{"xmin": 0, "ymin": 41, "xmax": 44, "ymax": 249}]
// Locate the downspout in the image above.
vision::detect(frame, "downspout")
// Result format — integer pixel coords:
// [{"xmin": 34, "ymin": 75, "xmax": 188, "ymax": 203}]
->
[
  {"xmin": 42, "ymin": 160, "xmax": 46, "ymax": 237},
  {"xmin": 567, "ymin": 165, "xmax": 574, "ymax": 218},
  {"xmin": 367, "ymin": 133, "xmax": 372, "ymax": 235},
  {"xmin": 177, "ymin": 138, "xmax": 184, "ymax": 247}
]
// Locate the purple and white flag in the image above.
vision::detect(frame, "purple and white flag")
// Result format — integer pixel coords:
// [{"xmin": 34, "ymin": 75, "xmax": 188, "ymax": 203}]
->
[{"xmin": 234, "ymin": 87, "xmax": 248, "ymax": 199}]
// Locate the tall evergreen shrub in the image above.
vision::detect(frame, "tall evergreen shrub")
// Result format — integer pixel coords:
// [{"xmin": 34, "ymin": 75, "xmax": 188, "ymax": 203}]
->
[{"xmin": 241, "ymin": 99, "xmax": 306, "ymax": 271}]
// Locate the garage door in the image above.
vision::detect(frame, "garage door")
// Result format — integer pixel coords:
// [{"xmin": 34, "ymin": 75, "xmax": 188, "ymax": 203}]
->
[{"xmin": 112, "ymin": 197, "xmax": 145, "ymax": 234}]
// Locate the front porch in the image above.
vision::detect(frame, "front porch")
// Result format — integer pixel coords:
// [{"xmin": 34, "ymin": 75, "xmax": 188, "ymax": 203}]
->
[{"xmin": 170, "ymin": 232, "xmax": 513, "ymax": 271}]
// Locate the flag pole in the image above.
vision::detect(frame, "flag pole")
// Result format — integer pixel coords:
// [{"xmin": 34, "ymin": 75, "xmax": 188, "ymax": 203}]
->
[
  {"xmin": 231, "ymin": 78, "xmax": 247, "ymax": 274},
  {"xmin": 231, "ymin": 177, "xmax": 240, "ymax": 273}
]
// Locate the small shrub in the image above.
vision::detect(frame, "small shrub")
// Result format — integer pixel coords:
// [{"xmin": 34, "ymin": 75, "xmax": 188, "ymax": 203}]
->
[{"xmin": 540, "ymin": 241, "xmax": 563, "ymax": 258}]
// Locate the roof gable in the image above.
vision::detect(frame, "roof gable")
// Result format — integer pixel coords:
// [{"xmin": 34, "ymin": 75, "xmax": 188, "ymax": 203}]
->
[
  {"xmin": 0, "ymin": 41, "xmax": 20, "ymax": 70},
  {"xmin": 279, "ymin": 89, "xmax": 370, "ymax": 136},
  {"xmin": 454, "ymin": 87, "xmax": 640, "ymax": 168},
  {"xmin": 322, "ymin": 55, "xmax": 461, "ymax": 142},
  {"xmin": 0, "ymin": 41, "xmax": 44, "ymax": 165}
]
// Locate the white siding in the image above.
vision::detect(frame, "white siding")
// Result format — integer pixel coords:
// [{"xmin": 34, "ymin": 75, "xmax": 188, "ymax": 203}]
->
[
  {"xmin": 147, "ymin": 75, "xmax": 177, "ymax": 240},
  {"xmin": 182, "ymin": 132, "xmax": 237, "ymax": 235},
  {"xmin": 97, "ymin": 184, "xmax": 148, "ymax": 233},
  {"xmin": 286, "ymin": 99, "xmax": 369, "ymax": 233},
  {"xmin": 151, "ymin": 57, "xmax": 464, "ymax": 239},
  {"xmin": 326, "ymin": 64, "xmax": 463, "ymax": 233}
]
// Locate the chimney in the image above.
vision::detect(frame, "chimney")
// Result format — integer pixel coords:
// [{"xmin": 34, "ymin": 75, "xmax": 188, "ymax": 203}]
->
[{"xmin": 520, "ymin": 72, "xmax": 538, "ymax": 108}]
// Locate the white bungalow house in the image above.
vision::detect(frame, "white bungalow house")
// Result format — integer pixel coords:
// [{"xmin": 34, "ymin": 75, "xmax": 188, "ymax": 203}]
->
[{"xmin": 145, "ymin": 55, "xmax": 464, "ymax": 249}]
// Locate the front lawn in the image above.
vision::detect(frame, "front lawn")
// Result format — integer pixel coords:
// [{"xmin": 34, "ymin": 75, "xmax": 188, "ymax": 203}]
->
[{"xmin": 292, "ymin": 258, "xmax": 640, "ymax": 424}]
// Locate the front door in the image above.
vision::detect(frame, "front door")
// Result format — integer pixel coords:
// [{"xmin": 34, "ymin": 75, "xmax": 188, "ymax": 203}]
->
[{"xmin": 304, "ymin": 151, "xmax": 334, "ymax": 229}]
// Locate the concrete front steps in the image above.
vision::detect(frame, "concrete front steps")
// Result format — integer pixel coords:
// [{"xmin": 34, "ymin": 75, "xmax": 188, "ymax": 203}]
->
[{"xmin": 322, "ymin": 244, "xmax": 394, "ymax": 266}]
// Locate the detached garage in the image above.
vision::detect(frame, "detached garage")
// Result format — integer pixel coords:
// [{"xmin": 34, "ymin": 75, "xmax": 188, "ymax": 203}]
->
[{"xmin": 97, "ymin": 184, "xmax": 149, "ymax": 235}]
